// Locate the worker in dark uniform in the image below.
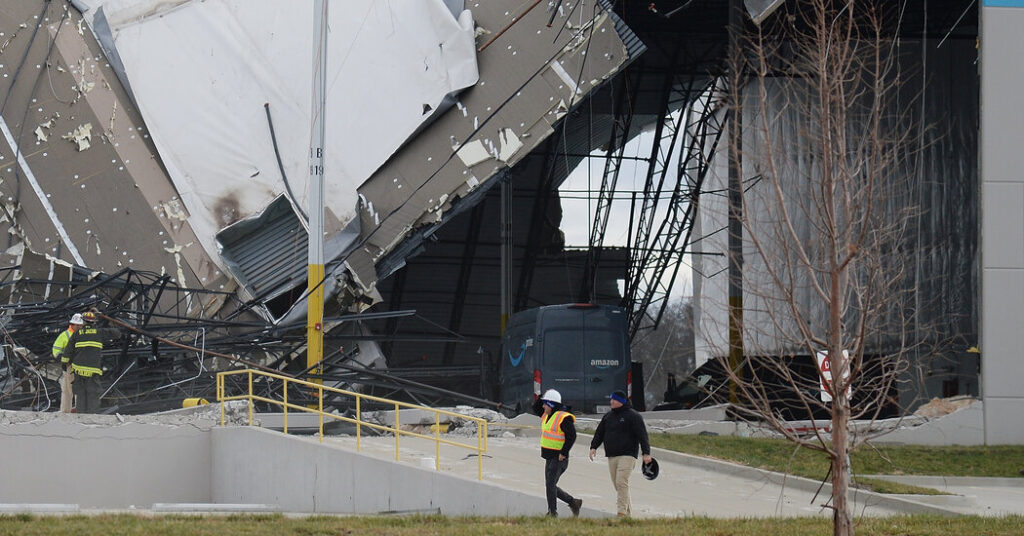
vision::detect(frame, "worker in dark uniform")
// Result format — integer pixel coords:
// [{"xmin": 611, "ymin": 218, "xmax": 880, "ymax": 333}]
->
[{"xmin": 65, "ymin": 311, "xmax": 108, "ymax": 413}]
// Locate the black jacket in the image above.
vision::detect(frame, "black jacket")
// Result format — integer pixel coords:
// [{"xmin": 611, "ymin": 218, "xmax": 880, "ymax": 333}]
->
[
  {"xmin": 66, "ymin": 325, "xmax": 110, "ymax": 376},
  {"xmin": 589, "ymin": 402, "xmax": 650, "ymax": 459}
]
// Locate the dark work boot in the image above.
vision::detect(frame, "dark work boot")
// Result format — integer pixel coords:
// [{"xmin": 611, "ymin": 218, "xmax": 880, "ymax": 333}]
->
[{"xmin": 570, "ymin": 498, "xmax": 583, "ymax": 517}]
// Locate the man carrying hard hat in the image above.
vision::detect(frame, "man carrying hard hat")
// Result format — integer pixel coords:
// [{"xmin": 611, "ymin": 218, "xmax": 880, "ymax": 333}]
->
[
  {"xmin": 536, "ymin": 389, "xmax": 583, "ymax": 517},
  {"xmin": 588, "ymin": 389, "xmax": 653, "ymax": 517},
  {"xmin": 52, "ymin": 313, "xmax": 84, "ymax": 413}
]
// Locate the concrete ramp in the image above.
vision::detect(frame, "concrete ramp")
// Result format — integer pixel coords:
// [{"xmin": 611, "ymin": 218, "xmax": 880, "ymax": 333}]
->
[
  {"xmin": 211, "ymin": 427, "xmax": 601, "ymax": 516},
  {"xmin": 323, "ymin": 434, "xmax": 957, "ymax": 518}
]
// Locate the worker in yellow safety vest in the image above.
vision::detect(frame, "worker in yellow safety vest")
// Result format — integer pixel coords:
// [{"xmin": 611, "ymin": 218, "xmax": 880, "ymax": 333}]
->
[
  {"xmin": 53, "ymin": 313, "xmax": 84, "ymax": 413},
  {"xmin": 65, "ymin": 311, "xmax": 110, "ymax": 413},
  {"xmin": 537, "ymin": 389, "xmax": 583, "ymax": 517}
]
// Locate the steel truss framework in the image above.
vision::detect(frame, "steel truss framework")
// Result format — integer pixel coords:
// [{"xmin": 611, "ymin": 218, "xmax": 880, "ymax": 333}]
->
[
  {"xmin": 575, "ymin": 37, "xmax": 728, "ymax": 339},
  {"xmin": 623, "ymin": 79, "xmax": 727, "ymax": 339},
  {"xmin": 0, "ymin": 267, "xmax": 494, "ymax": 414}
]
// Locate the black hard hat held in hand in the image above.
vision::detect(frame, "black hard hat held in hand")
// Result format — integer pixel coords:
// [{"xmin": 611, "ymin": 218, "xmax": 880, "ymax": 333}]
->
[{"xmin": 641, "ymin": 457, "xmax": 659, "ymax": 480}]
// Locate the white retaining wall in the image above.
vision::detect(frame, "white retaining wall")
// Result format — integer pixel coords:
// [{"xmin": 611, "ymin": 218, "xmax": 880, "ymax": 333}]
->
[
  {"xmin": 210, "ymin": 426, "xmax": 549, "ymax": 515},
  {"xmin": 0, "ymin": 416, "xmax": 556, "ymax": 515},
  {"xmin": 0, "ymin": 418, "xmax": 210, "ymax": 507}
]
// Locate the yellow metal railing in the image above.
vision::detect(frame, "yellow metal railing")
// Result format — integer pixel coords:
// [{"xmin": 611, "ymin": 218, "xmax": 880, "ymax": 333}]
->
[{"xmin": 216, "ymin": 369, "xmax": 489, "ymax": 480}]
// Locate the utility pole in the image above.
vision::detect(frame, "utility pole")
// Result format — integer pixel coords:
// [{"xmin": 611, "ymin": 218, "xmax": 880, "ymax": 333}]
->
[
  {"xmin": 727, "ymin": 0, "xmax": 744, "ymax": 403},
  {"xmin": 307, "ymin": 0, "xmax": 328, "ymax": 384}
]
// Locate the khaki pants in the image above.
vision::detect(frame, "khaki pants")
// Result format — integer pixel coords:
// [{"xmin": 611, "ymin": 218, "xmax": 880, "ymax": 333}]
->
[
  {"xmin": 60, "ymin": 371, "xmax": 74, "ymax": 413},
  {"xmin": 607, "ymin": 455, "xmax": 636, "ymax": 516}
]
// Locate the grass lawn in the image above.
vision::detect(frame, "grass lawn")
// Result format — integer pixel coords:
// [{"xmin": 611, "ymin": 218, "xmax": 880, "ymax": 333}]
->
[
  {"xmin": 1, "ymin": 514, "xmax": 1022, "ymax": 536},
  {"xmin": 647, "ymin": 434, "xmax": 1024, "ymax": 495}
]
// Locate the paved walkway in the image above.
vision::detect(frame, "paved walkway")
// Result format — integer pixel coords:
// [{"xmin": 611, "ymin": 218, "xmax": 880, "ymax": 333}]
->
[
  {"xmin": 325, "ymin": 432, "xmax": 911, "ymax": 518},
  {"xmin": 862, "ymin": 476, "xmax": 1024, "ymax": 517}
]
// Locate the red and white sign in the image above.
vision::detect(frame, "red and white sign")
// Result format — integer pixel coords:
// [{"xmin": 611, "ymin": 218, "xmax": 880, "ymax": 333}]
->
[{"xmin": 815, "ymin": 350, "xmax": 850, "ymax": 402}]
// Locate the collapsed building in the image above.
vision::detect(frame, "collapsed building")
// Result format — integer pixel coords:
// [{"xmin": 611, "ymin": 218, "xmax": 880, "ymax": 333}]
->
[
  {"xmin": 0, "ymin": 0, "xmax": 1014, "ymax": 444},
  {"xmin": 0, "ymin": 0, "xmax": 654, "ymax": 412}
]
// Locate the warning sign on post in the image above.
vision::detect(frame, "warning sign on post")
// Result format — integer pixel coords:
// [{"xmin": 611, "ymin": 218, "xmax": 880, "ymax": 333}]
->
[{"xmin": 815, "ymin": 350, "xmax": 850, "ymax": 402}]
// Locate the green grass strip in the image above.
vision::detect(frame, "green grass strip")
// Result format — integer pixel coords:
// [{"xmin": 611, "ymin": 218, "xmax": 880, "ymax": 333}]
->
[
  {"xmin": 0, "ymin": 513, "xmax": 1021, "ymax": 536},
  {"xmin": 647, "ymin": 433, "xmax": 1024, "ymax": 495}
]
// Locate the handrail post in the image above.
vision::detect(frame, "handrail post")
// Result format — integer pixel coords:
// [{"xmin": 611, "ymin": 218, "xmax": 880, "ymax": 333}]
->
[
  {"xmin": 394, "ymin": 402, "xmax": 400, "ymax": 461},
  {"xmin": 435, "ymin": 412, "xmax": 441, "ymax": 471},
  {"xmin": 356, "ymin": 395, "xmax": 362, "ymax": 451},
  {"xmin": 218, "ymin": 373, "xmax": 225, "ymax": 426},
  {"xmin": 283, "ymin": 378, "xmax": 288, "ymax": 434},
  {"xmin": 477, "ymin": 420, "xmax": 483, "ymax": 480},
  {"xmin": 318, "ymin": 385, "xmax": 324, "ymax": 443},
  {"xmin": 247, "ymin": 370, "xmax": 253, "ymax": 426}
]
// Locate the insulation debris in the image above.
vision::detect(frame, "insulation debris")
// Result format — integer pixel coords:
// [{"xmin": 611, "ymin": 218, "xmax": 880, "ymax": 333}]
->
[
  {"xmin": 62, "ymin": 123, "xmax": 93, "ymax": 151},
  {"xmin": 497, "ymin": 128, "xmax": 522, "ymax": 162},
  {"xmin": 34, "ymin": 116, "xmax": 58, "ymax": 143},
  {"xmin": 456, "ymin": 139, "xmax": 492, "ymax": 167},
  {"xmin": 164, "ymin": 243, "xmax": 193, "ymax": 291},
  {"xmin": 159, "ymin": 199, "xmax": 189, "ymax": 222},
  {"xmin": 358, "ymin": 193, "xmax": 380, "ymax": 226}
]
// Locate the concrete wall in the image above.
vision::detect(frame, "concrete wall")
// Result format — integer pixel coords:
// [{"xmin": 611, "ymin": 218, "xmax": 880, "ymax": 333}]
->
[
  {"xmin": 980, "ymin": 1, "xmax": 1024, "ymax": 445},
  {"xmin": 0, "ymin": 416, "xmax": 572, "ymax": 515},
  {"xmin": 0, "ymin": 418, "xmax": 210, "ymax": 507},
  {"xmin": 870, "ymin": 403, "xmax": 986, "ymax": 446},
  {"xmin": 210, "ymin": 427, "xmax": 554, "ymax": 515}
]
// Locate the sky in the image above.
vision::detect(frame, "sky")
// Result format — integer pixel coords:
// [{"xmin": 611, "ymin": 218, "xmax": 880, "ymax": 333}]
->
[{"xmin": 557, "ymin": 120, "xmax": 693, "ymax": 301}]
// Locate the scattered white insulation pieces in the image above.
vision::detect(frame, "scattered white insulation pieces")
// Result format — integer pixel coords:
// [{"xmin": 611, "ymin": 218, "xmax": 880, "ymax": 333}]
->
[
  {"xmin": 358, "ymin": 193, "xmax": 379, "ymax": 225},
  {"xmin": 497, "ymin": 128, "xmax": 522, "ymax": 162},
  {"xmin": 62, "ymin": 123, "xmax": 92, "ymax": 151},
  {"xmin": 549, "ymin": 61, "xmax": 580, "ymax": 96},
  {"xmin": 553, "ymin": 99, "xmax": 569, "ymax": 120},
  {"xmin": 456, "ymin": 139, "xmax": 492, "ymax": 167},
  {"xmin": 159, "ymin": 199, "xmax": 188, "ymax": 222},
  {"xmin": 466, "ymin": 175, "xmax": 479, "ymax": 190},
  {"xmin": 164, "ymin": 243, "xmax": 193, "ymax": 292}
]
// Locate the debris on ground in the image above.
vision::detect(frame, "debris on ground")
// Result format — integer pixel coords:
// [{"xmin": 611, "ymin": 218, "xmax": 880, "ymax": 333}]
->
[
  {"xmin": 913, "ymin": 396, "xmax": 978, "ymax": 419},
  {"xmin": 0, "ymin": 400, "xmax": 253, "ymax": 428}
]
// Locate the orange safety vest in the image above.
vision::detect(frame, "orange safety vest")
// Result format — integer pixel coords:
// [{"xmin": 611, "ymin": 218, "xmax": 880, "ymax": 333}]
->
[{"xmin": 540, "ymin": 410, "xmax": 574, "ymax": 450}]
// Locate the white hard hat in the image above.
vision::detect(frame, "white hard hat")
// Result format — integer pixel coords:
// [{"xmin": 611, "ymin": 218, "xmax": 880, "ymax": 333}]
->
[
  {"xmin": 541, "ymin": 389, "xmax": 561, "ymax": 404},
  {"xmin": 70, "ymin": 313, "xmax": 84, "ymax": 325}
]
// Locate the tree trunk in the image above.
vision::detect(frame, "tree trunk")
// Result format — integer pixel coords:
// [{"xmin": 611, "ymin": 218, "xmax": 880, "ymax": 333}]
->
[{"xmin": 831, "ymin": 383, "xmax": 853, "ymax": 536}]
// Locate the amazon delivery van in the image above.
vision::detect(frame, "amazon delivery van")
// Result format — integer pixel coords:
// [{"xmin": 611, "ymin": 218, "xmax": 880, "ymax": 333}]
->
[{"xmin": 499, "ymin": 303, "xmax": 631, "ymax": 414}]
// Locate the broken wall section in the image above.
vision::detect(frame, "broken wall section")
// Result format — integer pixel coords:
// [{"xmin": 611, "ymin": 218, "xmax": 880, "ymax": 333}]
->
[{"xmin": 347, "ymin": 0, "xmax": 639, "ymax": 297}]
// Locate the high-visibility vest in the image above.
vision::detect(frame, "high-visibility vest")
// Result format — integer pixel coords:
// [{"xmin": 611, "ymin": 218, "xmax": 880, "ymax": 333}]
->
[
  {"xmin": 540, "ymin": 410, "xmax": 574, "ymax": 451},
  {"xmin": 52, "ymin": 327, "xmax": 75, "ymax": 362}
]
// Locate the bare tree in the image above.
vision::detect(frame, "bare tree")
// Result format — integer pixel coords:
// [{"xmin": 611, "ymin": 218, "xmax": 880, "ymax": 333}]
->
[
  {"xmin": 710, "ymin": 1, "xmax": 922, "ymax": 534},
  {"xmin": 632, "ymin": 297, "xmax": 696, "ymax": 407}
]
